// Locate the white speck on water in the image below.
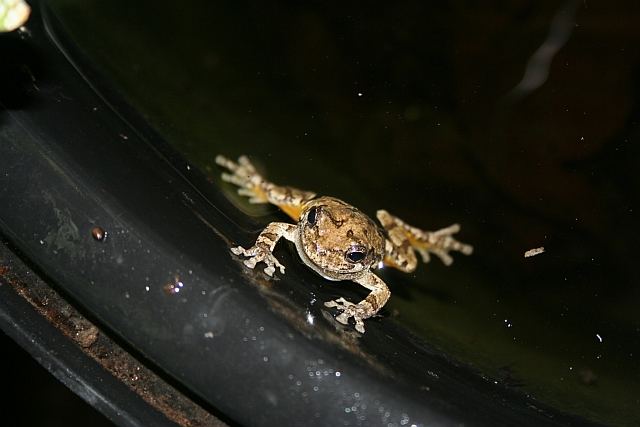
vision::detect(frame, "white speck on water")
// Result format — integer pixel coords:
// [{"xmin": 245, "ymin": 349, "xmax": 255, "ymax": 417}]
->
[
  {"xmin": 306, "ymin": 311, "xmax": 315, "ymax": 325},
  {"xmin": 357, "ymin": 92, "xmax": 363, "ymax": 97},
  {"xmin": 596, "ymin": 333, "xmax": 603, "ymax": 343},
  {"xmin": 335, "ymin": 371, "xmax": 341, "ymax": 377},
  {"xmin": 39, "ymin": 240, "xmax": 44, "ymax": 245},
  {"xmin": 524, "ymin": 247, "xmax": 545, "ymax": 258},
  {"xmin": 263, "ymin": 356, "xmax": 269, "ymax": 362},
  {"xmin": 145, "ymin": 286, "xmax": 150, "ymax": 291},
  {"xmin": 204, "ymin": 331, "xmax": 214, "ymax": 338}
]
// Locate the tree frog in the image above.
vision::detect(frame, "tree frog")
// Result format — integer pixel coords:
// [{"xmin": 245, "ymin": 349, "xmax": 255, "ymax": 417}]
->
[{"xmin": 216, "ymin": 155, "xmax": 472, "ymax": 333}]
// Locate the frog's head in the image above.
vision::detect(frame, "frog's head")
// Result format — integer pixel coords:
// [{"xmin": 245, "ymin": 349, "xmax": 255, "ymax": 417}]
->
[{"xmin": 295, "ymin": 197, "xmax": 385, "ymax": 281}]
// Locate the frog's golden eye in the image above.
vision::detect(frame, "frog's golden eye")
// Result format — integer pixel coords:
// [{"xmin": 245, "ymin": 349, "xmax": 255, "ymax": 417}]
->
[
  {"xmin": 307, "ymin": 207, "xmax": 319, "ymax": 225},
  {"xmin": 345, "ymin": 246, "xmax": 367, "ymax": 263}
]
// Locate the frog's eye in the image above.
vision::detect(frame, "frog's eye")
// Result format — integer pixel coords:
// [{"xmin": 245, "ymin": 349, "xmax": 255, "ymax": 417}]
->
[
  {"xmin": 345, "ymin": 246, "xmax": 367, "ymax": 263},
  {"xmin": 306, "ymin": 207, "xmax": 319, "ymax": 225}
]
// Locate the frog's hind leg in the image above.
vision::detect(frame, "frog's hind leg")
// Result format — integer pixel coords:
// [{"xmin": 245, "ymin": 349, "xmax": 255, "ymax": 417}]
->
[
  {"xmin": 216, "ymin": 155, "xmax": 316, "ymax": 220},
  {"xmin": 377, "ymin": 210, "xmax": 472, "ymax": 270},
  {"xmin": 324, "ymin": 272, "xmax": 390, "ymax": 333}
]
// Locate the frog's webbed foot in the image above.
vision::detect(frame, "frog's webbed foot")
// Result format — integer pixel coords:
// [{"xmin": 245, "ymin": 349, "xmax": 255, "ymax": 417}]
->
[
  {"xmin": 215, "ymin": 155, "xmax": 269, "ymax": 203},
  {"xmin": 324, "ymin": 298, "xmax": 367, "ymax": 334},
  {"xmin": 230, "ymin": 222, "xmax": 296, "ymax": 276},
  {"xmin": 416, "ymin": 223, "xmax": 473, "ymax": 266},
  {"xmin": 324, "ymin": 273, "xmax": 390, "ymax": 334},
  {"xmin": 231, "ymin": 244, "xmax": 286, "ymax": 276},
  {"xmin": 377, "ymin": 210, "xmax": 472, "ymax": 271}
]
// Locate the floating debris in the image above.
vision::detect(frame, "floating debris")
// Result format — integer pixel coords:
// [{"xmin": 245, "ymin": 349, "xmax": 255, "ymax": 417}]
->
[
  {"xmin": 524, "ymin": 247, "xmax": 545, "ymax": 258},
  {"xmin": 91, "ymin": 226, "xmax": 107, "ymax": 242}
]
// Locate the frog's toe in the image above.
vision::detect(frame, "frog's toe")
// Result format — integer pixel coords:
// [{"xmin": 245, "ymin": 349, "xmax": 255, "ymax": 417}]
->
[
  {"xmin": 243, "ymin": 258, "xmax": 258, "ymax": 269},
  {"xmin": 221, "ymin": 172, "xmax": 245, "ymax": 187},
  {"xmin": 324, "ymin": 297, "xmax": 350, "ymax": 309},
  {"xmin": 231, "ymin": 246, "xmax": 247, "ymax": 256},
  {"xmin": 325, "ymin": 298, "xmax": 366, "ymax": 333},
  {"xmin": 263, "ymin": 255, "xmax": 285, "ymax": 276},
  {"xmin": 238, "ymin": 155, "xmax": 257, "ymax": 172},
  {"xmin": 215, "ymin": 155, "xmax": 233, "ymax": 169},
  {"xmin": 335, "ymin": 312, "xmax": 350, "ymax": 325}
]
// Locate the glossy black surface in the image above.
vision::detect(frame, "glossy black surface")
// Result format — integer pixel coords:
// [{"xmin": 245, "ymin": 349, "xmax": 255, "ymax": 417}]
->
[
  {"xmin": 2, "ymin": 0, "xmax": 638, "ymax": 425},
  {"xmin": 0, "ymin": 242, "xmax": 166, "ymax": 427}
]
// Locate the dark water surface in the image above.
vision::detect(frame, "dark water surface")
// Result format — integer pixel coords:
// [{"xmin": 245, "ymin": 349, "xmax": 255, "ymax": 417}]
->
[{"xmin": 49, "ymin": 1, "xmax": 640, "ymax": 424}]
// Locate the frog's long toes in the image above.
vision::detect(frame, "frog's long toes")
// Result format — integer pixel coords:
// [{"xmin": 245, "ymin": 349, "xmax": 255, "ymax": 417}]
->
[
  {"xmin": 435, "ymin": 249, "xmax": 454, "ymax": 266},
  {"xmin": 215, "ymin": 155, "xmax": 231, "ymax": 168},
  {"xmin": 324, "ymin": 297, "xmax": 347, "ymax": 309},
  {"xmin": 335, "ymin": 313, "xmax": 350, "ymax": 325},
  {"xmin": 354, "ymin": 320, "xmax": 366, "ymax": 334},
  {"xmin": 222, "ymin": 172, "xmax": 245, "ymax": 187},
  {"xmin": 434, "ymin": 223, "xmax": 460, "ymax": 237},
  {"xmin": 460, "ymin": 243, "xmax": 473, "ymax": 255},
  {"xmin": 231, "ymin": 246, "xmax": 246, "ymax": 256},
  {"xmin": 237, "ymin": 155, "xmax": 255, "ymax": 171},
  {"xmin": 243, "ymin": 258, "xmax": 258, "ymax": 269},
  {"xmin": 263, "ymin": 265, "xmax": 275, "ymax": 276}
]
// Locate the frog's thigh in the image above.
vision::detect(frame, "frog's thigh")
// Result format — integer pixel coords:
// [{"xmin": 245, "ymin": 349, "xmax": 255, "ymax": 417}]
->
[{"xmin": 264, "ymin": 184, "xmax": 316, "ymax": 221}]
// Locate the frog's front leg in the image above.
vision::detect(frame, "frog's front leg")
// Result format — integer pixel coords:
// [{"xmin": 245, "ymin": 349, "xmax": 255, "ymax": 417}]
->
[
  {"xmin": 216, "ymin": 155, "xmax": 316, "ymax": 220},
  {"xmin": 232, "ymin": 222, "xmax": 297, "ymax": 276},
  {"xmin": 377, "ymin": 210, "xmax": 473, "ymax": 271},
  {"xmin": 324, "ymin": 272, "xmax": 390, "ymax": 333}
]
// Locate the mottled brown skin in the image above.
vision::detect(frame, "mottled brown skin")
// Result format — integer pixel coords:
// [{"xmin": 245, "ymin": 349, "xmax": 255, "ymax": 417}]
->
[
  {"xmin": 296, "ymin": 197, "xmax": 385, "ymax": 281},
  {"xmin": 216, "ymin": 155, "xmax": 473, "ymax": 333}
]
